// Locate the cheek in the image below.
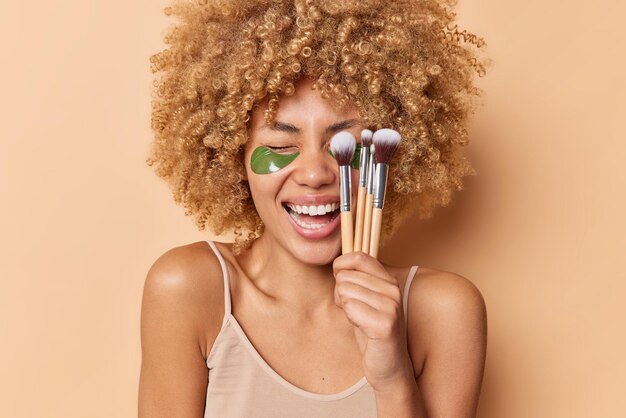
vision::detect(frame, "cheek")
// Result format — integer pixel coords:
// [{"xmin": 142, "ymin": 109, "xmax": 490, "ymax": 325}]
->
[
  {"xmin": 246, "ymin": 147, "xmax": 298, "ymax": 215},
  {"xmin": 248, "ymin": 173, "xmax": 274, "ymax": 195},
  {"xmin": 246, "ymin": 169, "xmax": 290, "ymax": 214}
]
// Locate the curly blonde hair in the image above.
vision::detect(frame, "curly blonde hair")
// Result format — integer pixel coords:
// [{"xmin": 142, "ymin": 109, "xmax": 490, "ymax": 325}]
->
[{"xmin": 147, "ymin": 0, "xmax": 489, "ymax": 254}]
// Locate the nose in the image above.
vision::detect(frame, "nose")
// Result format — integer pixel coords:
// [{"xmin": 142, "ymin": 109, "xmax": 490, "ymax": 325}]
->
[{"xmin": 291, "ymin": 147, "xmax": 337, "ymax": 190}]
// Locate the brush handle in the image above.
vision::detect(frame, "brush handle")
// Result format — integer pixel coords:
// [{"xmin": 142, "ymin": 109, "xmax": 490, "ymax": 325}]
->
[
  {"xmin": 353, "ymin": 186, "xmax": 366, "ymax": 252},
  {"xmin": 368, "ymin": 207, "xmax": 383, "ymax": 259},
  {"xmin": 362, "ymin": 193, "xmax": 374, "ymax": 254},
  {"xmin": 341, "ymin": 211, "xmax": 354, "ymax": 254}
]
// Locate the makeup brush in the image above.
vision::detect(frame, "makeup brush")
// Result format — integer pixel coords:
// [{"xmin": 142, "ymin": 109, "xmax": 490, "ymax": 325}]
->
[
  {"xmin": 361, "ymin": 143, "xmax": 375, "ymax": 254},
  {"xmin": 369, "ymin": 128, "xmax": 402, "ymax": 259},
  {"xmin": 330, "ymin": 131, "xmax": 356, "ymax": 254},
  {"xmin": 353, "ymin": 129, "xmax": 373, "ymax": 252}
]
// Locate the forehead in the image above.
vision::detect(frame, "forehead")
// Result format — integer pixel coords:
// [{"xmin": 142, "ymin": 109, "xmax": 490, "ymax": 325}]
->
[{"xmin": 249, "ymin": 78, "xmax": 360, "ymax": 130}]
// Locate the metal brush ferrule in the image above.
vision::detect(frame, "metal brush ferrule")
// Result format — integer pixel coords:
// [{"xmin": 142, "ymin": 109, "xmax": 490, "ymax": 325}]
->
[
  {"xmin": 373, "ymin": 163, "xmax": 389, "ymax": 209},
  {"xmin": 366, "ymin": 152, "xmax": 375, "ymax": 194},
  {"xmin": 339, "ymin": 165, "xmax": 352, "ymax": 212},
  {"xmin": 358, "ymin": 147, "xmax": 369, "ymax": 187}
]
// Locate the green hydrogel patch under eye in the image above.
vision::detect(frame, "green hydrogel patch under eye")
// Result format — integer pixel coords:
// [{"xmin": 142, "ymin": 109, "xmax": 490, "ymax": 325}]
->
[
  {"xmin": 250, "ymin": 146, "xmax": 300, "ymax": 174},
  {"xmin": 329, "ymin": 143, "xmax": 362, "ymax": 169}
]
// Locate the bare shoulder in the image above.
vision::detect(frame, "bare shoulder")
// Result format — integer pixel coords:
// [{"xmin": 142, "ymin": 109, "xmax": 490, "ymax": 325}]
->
[
  {"xmin": 141, "ymin": 240, "xmax": 226, "ymax": 359},
  {"xmin": 145, "ymin": 241, "xmax": 222, "ymax": 290},
  {"xmin": 405, "ymin": 267, "xmax": 487, "ymax": 417},
  {"xmin": 406, "ymin": 267, "xmax": 487, "ymax": 353},
  {"xmin": 409, "ymin": 267, "xmax": 486, "ymax": 317},
  {"xmin": 145, "ymin": 240, "xmax": 222, "ymax": 284},
  {"xmin": 138, "ymin": 241, "xmax": 227, "ymax": 417}
]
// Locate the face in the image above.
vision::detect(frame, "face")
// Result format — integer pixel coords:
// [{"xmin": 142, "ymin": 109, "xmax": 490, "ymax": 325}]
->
[{"xmin": 244, "ymin": 78, "xmax": 363, "ymax": 265}]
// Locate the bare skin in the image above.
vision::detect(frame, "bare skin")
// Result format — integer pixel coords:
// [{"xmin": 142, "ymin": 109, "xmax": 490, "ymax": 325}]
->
[
  {"xmin": 138, "ymin": 79, "xmax": 487, "ymax": 417},
  {"xmin": 138, "ymin": 241, "xmax": 486, "ymax": 417}
]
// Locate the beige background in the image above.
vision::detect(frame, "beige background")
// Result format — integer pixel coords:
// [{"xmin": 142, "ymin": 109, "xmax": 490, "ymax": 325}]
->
[{"xmin": 1, "ymin": 0, "xmax": 624, "ymax": 417}]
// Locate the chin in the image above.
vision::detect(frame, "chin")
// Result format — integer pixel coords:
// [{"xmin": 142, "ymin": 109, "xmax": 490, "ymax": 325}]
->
[
  {"xmin": 290, "ymin": 240, "xmax": 341, "ymax": 266},
  {"xmin": 273, "ymin": 204, "xmax": 344, "ymax": 264}
]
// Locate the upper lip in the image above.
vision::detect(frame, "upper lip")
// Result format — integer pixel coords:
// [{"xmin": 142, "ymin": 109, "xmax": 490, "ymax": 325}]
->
[{"xmin": 282, "ymin": 195, "xmax": 340, "ymax": 206}]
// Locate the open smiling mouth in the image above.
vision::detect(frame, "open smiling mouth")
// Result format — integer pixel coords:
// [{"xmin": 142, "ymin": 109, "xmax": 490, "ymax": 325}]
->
[{"xmin": 283, "ymin": 203, "xmax": 341, "ymax": 230}]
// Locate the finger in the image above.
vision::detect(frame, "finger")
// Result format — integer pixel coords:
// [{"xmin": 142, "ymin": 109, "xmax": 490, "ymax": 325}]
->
[
  {"xmin": 335, "ymin": 281, "xmax": 401, "ymax": 314},
  {"xmin": 334, "ymin": 270, "xmax": 402, "ymax": 303},
  {"xmin": 333, "ymin": 252, "xmax": 395, "ymax": 284},
  {"xmin": 341, "ymin": 298, "xmax": 401, "ymax": 340}
]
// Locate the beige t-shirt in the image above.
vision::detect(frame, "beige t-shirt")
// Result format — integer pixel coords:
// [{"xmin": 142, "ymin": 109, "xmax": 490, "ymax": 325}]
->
[{"xmin": 204, "ymin": 240, "xmax": 418, "ymax": 418}]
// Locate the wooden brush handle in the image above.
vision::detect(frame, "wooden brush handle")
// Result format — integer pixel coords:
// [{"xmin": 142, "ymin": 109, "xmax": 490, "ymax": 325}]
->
[
  {"xmin": 341, "ymin": 211, "xmax": 354, "ymax": 254},
  {"xmin": 362, "ymin": 193, "xmax": 374, "ymax": 254},
  {"xmin": 368, "ymin": 207, "xmax": 383, "ymax": 259},
  {"xmin": 353, "ymin": 187, "xmax": 366, "ymax": 252}
]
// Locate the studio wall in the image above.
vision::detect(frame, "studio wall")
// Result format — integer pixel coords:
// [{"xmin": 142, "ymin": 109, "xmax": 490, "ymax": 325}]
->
[{"xmin": 1, "ymin": 1, "xmax": 624, "ymax": 417}]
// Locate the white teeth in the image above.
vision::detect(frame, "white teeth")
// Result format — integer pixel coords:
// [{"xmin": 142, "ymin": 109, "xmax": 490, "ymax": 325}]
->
[
  {"xmin": 285, "ymin": 203, "xmax": 341, "ymax": 229},
  {"xmin": 287, "ymin": 210, "xmax": 332, "ymax": 229},
  {"xmin": 286, "ymin": 203, "xmax": 339, "ymax": 215},
  {"xmin": 295, "ymin": 217, "xmax": 325, "ymax": 229}
]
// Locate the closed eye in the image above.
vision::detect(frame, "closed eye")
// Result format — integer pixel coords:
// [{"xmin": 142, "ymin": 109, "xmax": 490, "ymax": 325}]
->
[{"xmin": 267, "ymin": 145, "xmax": 298, "ymax": 153}]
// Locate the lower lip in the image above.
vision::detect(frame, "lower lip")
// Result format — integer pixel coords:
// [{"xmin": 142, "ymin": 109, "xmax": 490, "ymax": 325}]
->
[{"xmin": 283, "ymin": 207, "xmax": 341, "ymax": 240}]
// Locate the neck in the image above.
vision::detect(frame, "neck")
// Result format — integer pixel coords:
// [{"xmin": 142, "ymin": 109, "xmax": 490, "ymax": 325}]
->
[{"xmin": 236, "ymin": 233, "xmax": 337, "ymax": 318}]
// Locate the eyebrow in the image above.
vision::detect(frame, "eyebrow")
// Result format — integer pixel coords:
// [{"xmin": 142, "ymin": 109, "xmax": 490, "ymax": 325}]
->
[{"xmin": 262, "ymin": 119, "xmax": 362, "ymax": 135}]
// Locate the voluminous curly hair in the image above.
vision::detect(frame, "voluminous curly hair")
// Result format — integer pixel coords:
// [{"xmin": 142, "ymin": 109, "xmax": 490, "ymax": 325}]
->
[{"xmin": 147, "ymin": 0, "xmax": 489, "ymax": 254}]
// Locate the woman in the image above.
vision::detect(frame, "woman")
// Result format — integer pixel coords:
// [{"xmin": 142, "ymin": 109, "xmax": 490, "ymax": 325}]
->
[{"xmin": 139, "ymin": 1, "xmax": 488, "ymax": 417}]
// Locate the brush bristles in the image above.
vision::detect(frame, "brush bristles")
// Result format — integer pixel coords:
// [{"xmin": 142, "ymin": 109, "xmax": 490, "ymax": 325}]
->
[
  {"xmin": 372, "ymin": 128, "xmax": 401, "ymax": 165},
  {"xmin": 361, "ymin": 129, "xmax": 373, "ymax": 148},
  {"xmin": 330, "ymin": 131, "xmax": 356, "ymax": 166}
]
